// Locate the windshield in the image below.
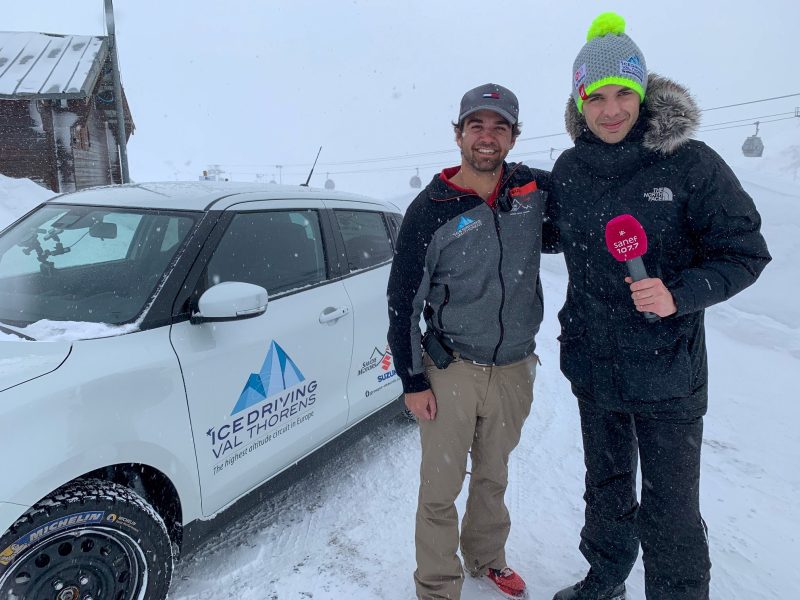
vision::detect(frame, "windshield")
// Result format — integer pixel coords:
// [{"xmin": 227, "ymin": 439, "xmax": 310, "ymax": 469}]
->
[{"xmin": 0, "ymin": 204, "xmax": 199, "ymax": 327}]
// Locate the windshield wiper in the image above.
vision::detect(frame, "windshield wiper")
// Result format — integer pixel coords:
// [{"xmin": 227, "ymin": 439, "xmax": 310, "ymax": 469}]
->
[{"xmin": 0, "ymin": 322, "xmax": 36, "ymax": 341}]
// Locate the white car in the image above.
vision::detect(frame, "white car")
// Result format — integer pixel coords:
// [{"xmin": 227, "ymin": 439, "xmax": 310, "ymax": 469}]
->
[{"xmin": 0, "ymin": 182, "xmax": 405, "ymax": 599}]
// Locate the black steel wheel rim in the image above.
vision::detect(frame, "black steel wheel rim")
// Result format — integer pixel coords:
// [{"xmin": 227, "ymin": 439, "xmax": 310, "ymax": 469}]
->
[{"xmin": 0, "ymin": 526, "xmax": 146, "ymax": 600}]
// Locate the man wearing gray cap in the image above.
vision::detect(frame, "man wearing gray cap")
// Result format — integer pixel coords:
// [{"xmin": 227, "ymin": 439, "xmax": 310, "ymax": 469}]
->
[{"xmin": 387, "ymin": 83, "xmax": 550, "ymax": 600}]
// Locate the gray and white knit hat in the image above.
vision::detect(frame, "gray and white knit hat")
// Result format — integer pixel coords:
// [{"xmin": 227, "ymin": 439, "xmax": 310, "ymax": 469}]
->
[{"xmin": 571, "ymin": 13, "xmax": 647, "ymax": 113}]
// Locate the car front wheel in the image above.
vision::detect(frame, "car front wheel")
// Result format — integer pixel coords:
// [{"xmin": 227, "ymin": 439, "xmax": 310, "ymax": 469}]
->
[{"xmin": 0, "ymin": 478, "xmax": 173, "ymax": 600}]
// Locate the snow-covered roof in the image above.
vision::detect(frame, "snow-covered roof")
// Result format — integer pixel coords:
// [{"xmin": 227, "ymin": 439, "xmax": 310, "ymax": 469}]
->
[
  {"xmin": 50, "ymin": 181, "xmax": 396, "ymax": 212},
  {"xmin": 0, "ymin": 31, "xmax": 107, "ymax": 100}
]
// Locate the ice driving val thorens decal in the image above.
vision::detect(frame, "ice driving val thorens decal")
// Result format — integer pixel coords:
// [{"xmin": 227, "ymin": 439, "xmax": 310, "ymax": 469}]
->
[{"xmin": 206, "ymin": 341, "xmax": 318, "ymax": 473}]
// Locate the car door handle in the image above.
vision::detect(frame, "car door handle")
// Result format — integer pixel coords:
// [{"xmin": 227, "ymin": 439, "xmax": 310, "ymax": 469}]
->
[{"xmin": 319, "ymin": 306, "xmax": 350, "ymax": 324}]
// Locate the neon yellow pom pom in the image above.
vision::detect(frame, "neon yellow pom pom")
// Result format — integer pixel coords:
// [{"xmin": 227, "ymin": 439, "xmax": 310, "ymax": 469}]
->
[{"xmin": 586, "ymin": 12, "xmax": 626, "ymax": 42}]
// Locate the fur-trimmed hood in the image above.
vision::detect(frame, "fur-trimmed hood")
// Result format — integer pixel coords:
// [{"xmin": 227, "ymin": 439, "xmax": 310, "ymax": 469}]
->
[{"xmin": 565, "ymin": 74, "xmax": 700, "ymax": 155}]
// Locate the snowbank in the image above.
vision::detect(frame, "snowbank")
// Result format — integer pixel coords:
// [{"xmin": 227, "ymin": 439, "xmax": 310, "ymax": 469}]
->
[{"xmin": 0, "ymin": 174, "xmax": 55, "ymax": 229}]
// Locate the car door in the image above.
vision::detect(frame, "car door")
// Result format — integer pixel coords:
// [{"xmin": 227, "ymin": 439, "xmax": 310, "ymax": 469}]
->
[
  {"xmin": 170, "ymin": 200, "xmax": 353, "ymax": 515},
  {"xmin": 328, "ymin": 202, "xmax": 403, "ymax": 425}
]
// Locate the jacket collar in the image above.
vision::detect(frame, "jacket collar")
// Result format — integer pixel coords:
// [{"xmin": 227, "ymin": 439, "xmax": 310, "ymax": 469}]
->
[
  {"xmin": 430, "ymin": 162, "xmax": 522, "ymax": 206},
  {"xmin": 564, "ymin": 73, "xmax": 700, "ymax": 156},
  {"xmin": 571, "ymin": 106, "xmax": 658, "ymax": 179}
]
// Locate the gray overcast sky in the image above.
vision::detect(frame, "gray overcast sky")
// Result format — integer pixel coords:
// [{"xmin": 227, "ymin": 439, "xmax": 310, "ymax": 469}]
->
[{"xmin": 3, "ymin": 0, "xmax": 799, "ymax": 197}]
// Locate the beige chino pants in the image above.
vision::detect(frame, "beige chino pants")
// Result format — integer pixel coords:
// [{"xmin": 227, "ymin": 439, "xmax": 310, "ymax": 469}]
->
[{"xmin": 414, "ymin": 353, "xmax": 536, "ymax": 600}]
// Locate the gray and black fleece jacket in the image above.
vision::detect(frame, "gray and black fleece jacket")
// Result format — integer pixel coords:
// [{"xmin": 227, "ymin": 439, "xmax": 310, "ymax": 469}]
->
[{"xmin": 387, "ymin": 162, "xmax": 551, "ymax": 394}]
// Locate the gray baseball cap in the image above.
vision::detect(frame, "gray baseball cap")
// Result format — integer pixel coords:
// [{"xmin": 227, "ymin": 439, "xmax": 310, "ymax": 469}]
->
[{"xmin": 457, "ymin": 83, "xmax": 519, "ymax": 125}]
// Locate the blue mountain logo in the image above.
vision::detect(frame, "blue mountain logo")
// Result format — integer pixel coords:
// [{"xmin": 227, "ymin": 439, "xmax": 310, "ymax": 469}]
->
[
  {"xmin": 231, "ymin": 341, "xmax": 305, "ymax": 415},
  {"xmin": 456, "ymin": 216, "xmax": 475, "ymax": 232}
]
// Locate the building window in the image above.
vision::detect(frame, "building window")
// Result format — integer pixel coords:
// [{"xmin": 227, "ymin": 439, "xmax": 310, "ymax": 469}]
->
[{"xmin": 71, "ymin": 123, "xmax": 90, "ymax": 150}]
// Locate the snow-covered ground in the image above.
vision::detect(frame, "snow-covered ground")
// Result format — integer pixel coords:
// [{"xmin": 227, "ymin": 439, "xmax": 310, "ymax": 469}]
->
[
  {"xmin": 0, "ymin": 171, "xmax": 796, "ymax": 599},
  {"xmin": 171, "ymin": 172, "xmax": 797, "ymax": 600}
]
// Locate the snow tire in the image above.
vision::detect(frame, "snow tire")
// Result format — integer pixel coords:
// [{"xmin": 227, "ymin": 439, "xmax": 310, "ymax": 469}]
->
[{"xmin": 0, "ymin": 478, "xmax": 174, "ymax": 600}]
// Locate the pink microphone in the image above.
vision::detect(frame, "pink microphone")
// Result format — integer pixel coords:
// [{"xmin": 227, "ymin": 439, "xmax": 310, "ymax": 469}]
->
[{"xmin": 605, "ymin": 214, "xmax": 659, "ymax": 322}]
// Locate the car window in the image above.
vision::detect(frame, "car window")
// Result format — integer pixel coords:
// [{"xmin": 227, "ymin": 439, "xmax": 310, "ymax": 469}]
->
[
  {"xmin": 334, "ymin": 210, "xmax": 393, "ymax": 272},
  {"xmin": 160, "ymin": 215, "xmax": 193, "ymax": 253},
  {"xmin": 386, "ymin": 212, "xmax": 402, "ymax": 245},
  {"xmin": 206, "ymin": 210, "xmax": 327, "ymax": 296},
  {"xmin": 0, "ymin": 205, "xmax": 198, "ymax": 325},
  {"xmin": 0, "ymin": 211, "xmax": 141, "ymax": 278}
]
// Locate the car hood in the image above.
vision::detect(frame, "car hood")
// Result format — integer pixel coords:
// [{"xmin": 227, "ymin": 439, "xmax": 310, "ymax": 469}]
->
[{"xmin": 0, "ymin": 341, "xmax": 72, "ymax": 392}]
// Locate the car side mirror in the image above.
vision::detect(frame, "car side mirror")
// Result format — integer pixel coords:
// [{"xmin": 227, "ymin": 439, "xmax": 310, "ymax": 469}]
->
[
  {"xmin": 191, "ymin": 281, "xmax": 268, "ymax": 324},
  {"xmin": 89, "ymin": 222, "xmax": 117, "ymax": 239}
]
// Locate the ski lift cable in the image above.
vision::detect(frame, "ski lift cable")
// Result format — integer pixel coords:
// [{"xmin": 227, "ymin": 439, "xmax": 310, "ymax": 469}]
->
[
  {"xmin": 311, "ymin": 93, "xmax": 800, "ymax": 165},
  {"xmin": 211, "ymin": 95, "xmax": 800, "ymax": 173},
  {"xmin": 226, "ymin": 161, "xmax": 456, "ymax": 178},
  {"xmin": 323, "ymin": 148, "xmax": 557, "ymax": 175},
  {"xmin": 209, "ymin": 133, "xmax": 570, "ymax": 171},
  {"xmin": 701, "ymin": 112, "xmax": 796, "ymax": 128},
  {"xmin": 700, "ymin": 115, "xmax": 798, "ymax": 133},
  {"xmin": 327, "ymin": 149, "xmax": 553, "ymax": 173},
  {"xmin": 700, "ymin": 93, "xmax": 800, "ymax": 112},
  {"xmin": 284, "ymin": 94, "xmax": 800, "ymax": 168},
  {"xmin": 215, "ymin": 112, "xmax": 790, "ymax": 179},
  {"xmin": 516, "ymin": 132, "xmax": 572, "ymax": 142}
]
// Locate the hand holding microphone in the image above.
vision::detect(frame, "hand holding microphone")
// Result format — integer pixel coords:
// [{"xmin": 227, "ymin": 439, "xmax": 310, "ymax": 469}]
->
[{"xmin": 605, "ymin": 214, "xmax": 675, "ymax": 322}]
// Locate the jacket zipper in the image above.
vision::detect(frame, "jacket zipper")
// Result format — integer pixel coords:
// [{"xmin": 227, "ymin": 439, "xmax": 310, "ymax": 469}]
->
[{"xmin": 492, "ymin": 209, "xmax": 505, "ymax": 363}]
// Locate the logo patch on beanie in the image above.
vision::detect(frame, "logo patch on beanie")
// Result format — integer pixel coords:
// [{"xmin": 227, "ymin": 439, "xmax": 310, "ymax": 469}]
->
[
  {"xmin": 482, "ymin": 92, "xmax": 501, "ymax": 99},
  {"xmin": 573, "ymin": 64, "xmax": 587, "ymax": 90},
  {"xmin": 619, "ymin": 56, "xmax": 644, "ymax": 84}
]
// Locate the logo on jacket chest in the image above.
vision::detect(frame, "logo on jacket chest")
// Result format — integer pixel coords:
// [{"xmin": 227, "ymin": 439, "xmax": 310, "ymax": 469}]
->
[
  {"xmin": 507, "ymin": 198, "xmax": 532, "ymax": 214},
  {"xmin": 643, "ymin": 187, "xmax": 674, "ymax": 202},
  {"xmin": 454, "ymin": 215, "xmax": 483, "ymax": 238},
  {"xmin": 504, "ymin": 181, "xmax": 539, "ymax": 215}
]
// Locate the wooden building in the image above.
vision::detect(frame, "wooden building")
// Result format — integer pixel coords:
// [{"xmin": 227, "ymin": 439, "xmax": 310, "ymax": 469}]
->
[{"xmin": 0, "ymin": 31, "xmax": 134, "ymax": 193}]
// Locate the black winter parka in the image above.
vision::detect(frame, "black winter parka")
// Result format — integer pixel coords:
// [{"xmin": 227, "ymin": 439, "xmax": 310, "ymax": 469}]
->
[{"xmin": 547, "ymin": 75, "xmax": 771, "ymax": 413}]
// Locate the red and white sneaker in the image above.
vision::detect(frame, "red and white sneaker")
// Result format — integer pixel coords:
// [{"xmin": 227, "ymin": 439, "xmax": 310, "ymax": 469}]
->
[{"xmin": 480, "ymin": 567, "xmax": 529, "ymax": 599}]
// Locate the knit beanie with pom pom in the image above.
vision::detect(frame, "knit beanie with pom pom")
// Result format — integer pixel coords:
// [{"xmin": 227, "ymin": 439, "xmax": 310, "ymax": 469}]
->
[{"xmin": 571, "ymin": 12, "xmax": 647, "ymax": 113}]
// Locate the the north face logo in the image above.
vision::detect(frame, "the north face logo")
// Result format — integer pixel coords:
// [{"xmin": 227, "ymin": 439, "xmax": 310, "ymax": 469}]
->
[{"xmin": 644, "ymin": 187, "xmax": 674, "ymax": 202}]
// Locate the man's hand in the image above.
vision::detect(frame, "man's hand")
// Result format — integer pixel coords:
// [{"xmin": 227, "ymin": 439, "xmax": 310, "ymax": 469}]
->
[
  {"xmin": 625, "ymin": 276, "xmax": 677, "ymax": 317},
  {"xmin": 404, "ymin": 389, "xmax": 437, "ymax": 421}
]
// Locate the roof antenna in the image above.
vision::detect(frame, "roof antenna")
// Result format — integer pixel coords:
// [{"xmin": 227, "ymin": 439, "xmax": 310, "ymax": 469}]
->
[{"xmin": 301, "ymin": 146, "xmax": 323, "ymax": 186}]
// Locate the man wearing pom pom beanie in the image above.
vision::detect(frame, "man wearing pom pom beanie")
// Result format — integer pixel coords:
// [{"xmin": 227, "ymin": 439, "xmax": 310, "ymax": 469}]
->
[{"xmin": 547, "ymin": 12, "xmax": 770, "ymax": 600}]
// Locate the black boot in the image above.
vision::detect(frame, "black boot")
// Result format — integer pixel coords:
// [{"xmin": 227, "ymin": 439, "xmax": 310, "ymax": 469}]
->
[{"xmin": 552, "ymin": 575, "xmax": 626, "ymax": 600}]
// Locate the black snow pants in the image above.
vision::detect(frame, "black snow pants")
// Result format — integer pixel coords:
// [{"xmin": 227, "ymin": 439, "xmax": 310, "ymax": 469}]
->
[{"xmin": 577, "ymin": 397, "xmax": 712, "ymax": 600}]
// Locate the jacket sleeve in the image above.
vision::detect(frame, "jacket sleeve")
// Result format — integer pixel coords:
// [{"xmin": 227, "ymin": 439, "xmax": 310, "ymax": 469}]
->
[
  {"xmin": 670, "ymin": 146, "xmax": 771, "ymax": 316},
  {"xmin": 515, "ymin": 163, "xmax": 561, "ymax": 253},
  {"xmin": 542, "ymin": 187, "xmax": 562, "ymax": 254},
  {"xmin": 387, "ymin": 199, "xmax": 436, "ymax": 393},
  {"xmin": 542, "ymin": 158, "xmax": 564, "ymax": 254}
]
